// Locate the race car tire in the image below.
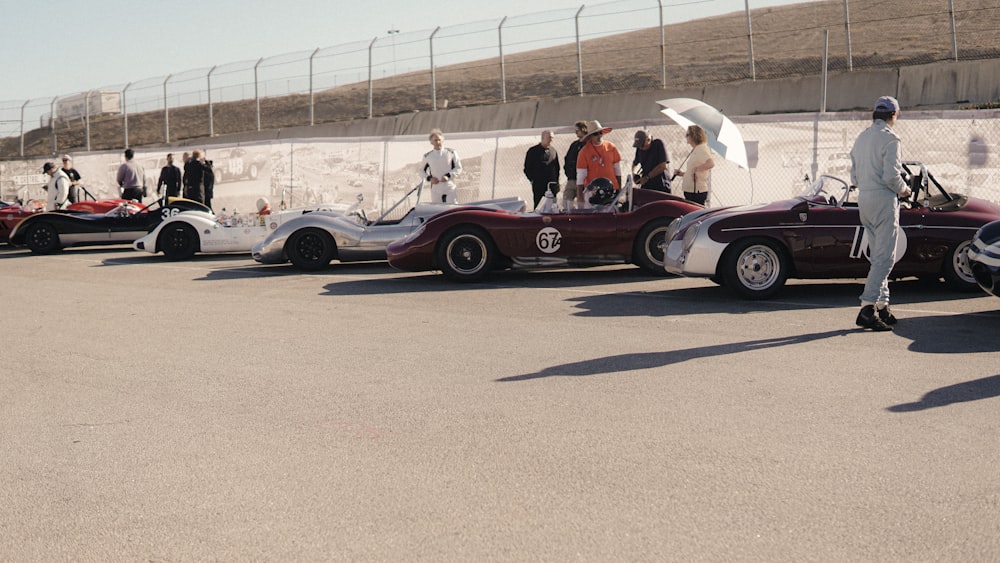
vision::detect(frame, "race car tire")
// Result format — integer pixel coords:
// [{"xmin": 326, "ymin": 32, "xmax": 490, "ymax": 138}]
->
[
  {"xmin": 633, "ymin": 218, "xmax": 674, "ymax": 275},
  {"xmin": 942, "ymin": 240, "xmax": 978, "ymax": 292},
  {"xmin": 722, "ymin": 237, "xmax": 789, "ymax": 300},
  {"xmin": 25, "ymin": 222, "xmax": 61, "ymax": 254},
  {"xmin": 287, "ymin": 228, "xmax": 336, "ymax": 271},
  {"xmin": 437, "ymin": 226, "xmax": 495, "ymax": 282},
  {"xmin": 160, "ymin": 223, "xmax": 199, "ymax": 260}
]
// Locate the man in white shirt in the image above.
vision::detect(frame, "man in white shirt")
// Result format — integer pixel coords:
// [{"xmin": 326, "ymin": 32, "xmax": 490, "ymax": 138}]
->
[
  {"xmin": 42, "ymin": 162, "xmax": 70, "ymax": 211},
  {"xmin": 421, "ymin": 129, "xmax": 462, "ymax": 204}
]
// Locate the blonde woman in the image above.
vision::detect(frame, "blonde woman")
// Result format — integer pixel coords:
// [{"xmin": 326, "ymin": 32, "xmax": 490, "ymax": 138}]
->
[{"xmin": 673, "ymin": 125, "xmax": 715, "ymax": 205}]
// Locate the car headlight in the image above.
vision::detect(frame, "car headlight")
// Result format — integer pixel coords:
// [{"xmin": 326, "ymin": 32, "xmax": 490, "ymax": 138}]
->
[
  {"xmin": 664, "ymin": 220, "xmax": 681, "ymax": 244},
  {"xmin": 682, "ymin": 221, "xmax": 702, "ymax": 251}
]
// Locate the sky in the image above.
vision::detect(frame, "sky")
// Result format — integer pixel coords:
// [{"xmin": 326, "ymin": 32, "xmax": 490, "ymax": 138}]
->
[{"xmin": 0, "ymin": 0, "xmax": 805, "ymax": 104}]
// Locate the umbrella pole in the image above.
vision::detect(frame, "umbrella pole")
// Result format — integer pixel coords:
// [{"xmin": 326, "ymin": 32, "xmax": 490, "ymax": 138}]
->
[{"xmin": 670, "ymin": 148, "xmax": 695, "ymax": 181}]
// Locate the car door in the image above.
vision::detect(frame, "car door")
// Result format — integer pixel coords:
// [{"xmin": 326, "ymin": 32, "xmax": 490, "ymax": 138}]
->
[{"xmin": 790, "ymin": 202, "xmax": 869, "ymax": 278}]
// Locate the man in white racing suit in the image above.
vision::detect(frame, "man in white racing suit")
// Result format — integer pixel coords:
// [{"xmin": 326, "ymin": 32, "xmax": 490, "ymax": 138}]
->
[
  {"xmin": 849, "ymin": 96, "xmax": 911, "ymax": 332},
  {"xmin": 421, "ymin": 128, "xmax": 462, "ymax": 204},
  {"xmin": 42, "ymin": 161, "xmax": 70, "ymax": 211}
]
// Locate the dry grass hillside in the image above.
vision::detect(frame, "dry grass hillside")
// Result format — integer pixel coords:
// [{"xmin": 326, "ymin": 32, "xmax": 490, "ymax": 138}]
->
[{"xmin": 4, "ymin": 0, "xmax": 999, "ymax": 158}]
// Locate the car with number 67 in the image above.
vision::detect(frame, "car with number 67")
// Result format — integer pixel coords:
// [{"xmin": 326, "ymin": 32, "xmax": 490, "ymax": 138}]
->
[
  {"xmin": 662, "ymin": 162, "xmax": 1000, "ymax": 299},
  {"xmin": 386, "ymin": 183, "xmax": 703, "ymax": 281}
]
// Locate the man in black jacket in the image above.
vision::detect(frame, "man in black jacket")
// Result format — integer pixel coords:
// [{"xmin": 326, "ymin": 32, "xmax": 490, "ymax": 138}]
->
[
  {"xmin": 523, "ymin": 130, "xmax": 561, "ymax": 210},
  {"xmin": 183, "ymin": 148, "xmax": 205, "ymax": 203},
  {"xmin": 157, "ymin": 153, "xmax": 182, "ymax": 198},
  {"xmin": 562, "ymin": 121, "xmax": 587, "ymax": 209}
]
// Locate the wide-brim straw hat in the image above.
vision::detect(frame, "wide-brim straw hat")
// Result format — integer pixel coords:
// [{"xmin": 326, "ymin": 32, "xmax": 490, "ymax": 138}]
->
[{"xmin": 583, "ymin": 120, "xmax": 613, "ymax": 139}]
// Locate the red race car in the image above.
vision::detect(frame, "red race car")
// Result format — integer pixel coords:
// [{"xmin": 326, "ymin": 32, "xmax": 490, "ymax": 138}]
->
[{"xmin": 387, "ymin": 182, "xmax": 703, "ymax": 281}]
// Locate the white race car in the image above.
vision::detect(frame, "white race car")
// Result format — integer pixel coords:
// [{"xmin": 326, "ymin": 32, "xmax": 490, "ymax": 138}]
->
[{"xmin": 133, "ymin": 199, "xmax": 352, "ymax": 260}]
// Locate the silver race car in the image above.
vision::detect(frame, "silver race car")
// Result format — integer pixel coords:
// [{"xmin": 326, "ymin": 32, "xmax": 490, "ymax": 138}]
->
[{"xmin": 252, "ymin": 183, "xmax": 526, "ymax": 270}]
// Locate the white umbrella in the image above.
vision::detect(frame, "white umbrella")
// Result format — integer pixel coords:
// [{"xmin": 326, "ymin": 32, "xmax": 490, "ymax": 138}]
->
[{"xmin": 656, "ymin": 98, "xmax": 749, "ymax": 170}]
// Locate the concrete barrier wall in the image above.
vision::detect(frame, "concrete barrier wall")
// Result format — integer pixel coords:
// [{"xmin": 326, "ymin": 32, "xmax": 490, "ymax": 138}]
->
[{"xmin": 203, "ymin": 58, "xmax": 998, "ymax": 148}]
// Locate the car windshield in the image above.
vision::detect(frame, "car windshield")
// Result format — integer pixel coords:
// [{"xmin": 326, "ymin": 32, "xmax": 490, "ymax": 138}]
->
[{"xmin": 797, "ymin": 175, "xmax": 850, "ymax": 206}]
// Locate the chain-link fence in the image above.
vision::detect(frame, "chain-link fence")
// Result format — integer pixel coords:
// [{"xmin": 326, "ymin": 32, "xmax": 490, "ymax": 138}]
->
[
  {"xmin": 3, "ymin": 109, "xmax": 998, "ymax": 216},
  {"xmin": 1, "ymin": 0, "xmax": 999, "ymax": 159}
]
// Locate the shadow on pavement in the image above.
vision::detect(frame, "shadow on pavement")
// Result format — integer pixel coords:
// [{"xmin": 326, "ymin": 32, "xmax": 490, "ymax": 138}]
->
[
  {"xmin": 497, "ymin": 329, "xmax": 856, "ymax": 382},
  {"xmin": 887, "ymin": 374, "xmax": 1000, "ymax": 412}
]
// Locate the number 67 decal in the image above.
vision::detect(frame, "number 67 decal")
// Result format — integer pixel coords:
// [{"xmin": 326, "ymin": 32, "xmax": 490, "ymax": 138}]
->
[{"xmin": 535, "ymin": 227, "xmax": 562, "ymax": 254}]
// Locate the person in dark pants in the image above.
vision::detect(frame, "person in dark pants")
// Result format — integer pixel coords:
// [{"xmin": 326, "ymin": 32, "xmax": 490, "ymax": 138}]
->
[
  {"xmin": 61, "ymin": 155, "xmax": 82, "ymax": 203},
  {"xmin": 157, "ymin": 153, "xmax": 182, "ymax": 198},
  {"xmin": 183, "ymin": 148, "xmax": 205, "ymax": 203},
  {"xmin": 523, "ymin": 130, "xmax": 561, "ymax": 210},
  {"xmin": 116, "ymin": 148, "xmax": 145, "ymax": 202},
  {"xmin": 632, "ymin": 130, "xmax": 671, "ymax": 193},
  {"xmin": 203, "ymin": 158, "xmax": 216, "ymax": 211},
  {"xmin": 562, "ymin": 121, "xmax": 587, "ymax": 209}
]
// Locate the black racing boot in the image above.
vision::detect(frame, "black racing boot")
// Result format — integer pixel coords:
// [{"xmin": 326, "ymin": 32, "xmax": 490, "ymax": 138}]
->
[
  {"xmin": 856, "ymin": 305, "xmax": 892, "ymax": 331},
  {"xmin": 877, "ymin": 305, "xmax": 898, "ymax": 325}
]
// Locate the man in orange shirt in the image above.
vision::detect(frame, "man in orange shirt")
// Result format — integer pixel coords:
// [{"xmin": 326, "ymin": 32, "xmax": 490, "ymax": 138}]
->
[{"xmin": 575, "ymin": 120, "xmax": 622, "ymax": 206}]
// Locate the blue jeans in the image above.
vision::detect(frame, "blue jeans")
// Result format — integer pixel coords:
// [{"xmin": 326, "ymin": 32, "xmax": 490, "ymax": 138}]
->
[{"xmin": 858, "ymin": 188, "xmax": 900, "ymax": 305}]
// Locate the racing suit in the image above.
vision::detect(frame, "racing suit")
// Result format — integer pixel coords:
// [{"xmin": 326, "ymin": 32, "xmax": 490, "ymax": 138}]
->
[
  {"xmin": 850, "ymin": 118, "xmax": 908, "ymax": 307},
  {"xmin": 46, "ymin": 169, "xmax": 70, "ymax": 211},
  {"xmin": 421, "ymin": 147, "xmax": 462, "ymax": 204}
]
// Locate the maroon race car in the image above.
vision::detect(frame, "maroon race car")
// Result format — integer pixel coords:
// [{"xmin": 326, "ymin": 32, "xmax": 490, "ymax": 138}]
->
[
  {"xmin": 386, "ymin": 182, "xmax": 703, "ymax": 281},
  {"xmin": 663, "ymin": 161, "xmax": 1000, "ymax": 299}
]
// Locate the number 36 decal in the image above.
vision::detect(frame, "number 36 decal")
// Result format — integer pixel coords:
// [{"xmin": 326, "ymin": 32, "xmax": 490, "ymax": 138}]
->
[{"xmin": 535, "ymin": 227, "xmax": 562, "ymax": 254}]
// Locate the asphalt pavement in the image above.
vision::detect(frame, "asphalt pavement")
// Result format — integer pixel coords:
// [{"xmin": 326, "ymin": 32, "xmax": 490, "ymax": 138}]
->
[{"xmin": 2, "ymin": 245, "xmax": 998, "ymax": 561}]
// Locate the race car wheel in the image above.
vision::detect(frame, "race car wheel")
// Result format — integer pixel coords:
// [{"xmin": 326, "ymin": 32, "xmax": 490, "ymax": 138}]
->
[
  {"xmin": 633, "ymin": 218, "xmax": 674, "ymax": 275},
  {"xmin": 437, "ymin": 227, "xmax": 495, "ymax": 282},
  {"xmin": 287, "ymin": 228, "xmax": 336, "ymax": 271},
  {"xmin": 722, "ymin": 238, "xmax": 789, "ymax": 300},
  {"xmin": 25, "ymin": 222, "xmax": 61, "ymax": 254},
  {"xmin": 942, "ymin": 240, "xmax": 978, "ymax": 292},
  {"xmin": 160, "ymin": 223, "xmax": 199, "ymax": 260}
]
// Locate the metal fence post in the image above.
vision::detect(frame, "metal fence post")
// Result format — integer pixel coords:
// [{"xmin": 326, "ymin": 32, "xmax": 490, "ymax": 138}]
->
[
  {"xmin": 498, "ymin": 16, "xmax": 507, "ymax": 104},
  {"xmin": 309, "ymin": 48, "xmax": 320, "ymax": 126},
  {"xmin": 576, "ymin": 6, "xmax": 585, "ymax": 96},
  {"xmin": 19, "ymin": 100, "xmax": 28, "ymax": 157},
  {"xmin": 368, "ymin": 37, "xmax": 377, "ymax": 119},
  {"xmin": 430, "ymin": 27, "xmax": 440, "ymax": 111},
  {"xmin": 163, "ymin": 74, "xmax": 172, "ymax": 144},
  {"xmin": 208, "ymin": 65, "xmax": 217, "ymax": 137},
  {"xmin": 948, "ymin": 0, "xmax": 958, "ymax": 61},
  {"xmin": 50, "ymin": 97, "xmax": 58, "ymax": 155},
  {"xmin": 122, "ymin": 83, "xmax": 131, "ymax": 148},
  {"xmin": 842, "ymin": 0, "xmax": 852, "ymax": 71},
  {"xmin": 254, "ymin": 58, "xmax": 263, "ymax": 131},
  {"xmin": 821, "ymin": 30, "xmax": 829, "ymax": 113},
  {"xmin": 745, "ymin": 0, "xmax": 756, "ymax": 81},
  {"xmin": 658, "ymin": 0, "xmax": 666, "ymax": 88}
]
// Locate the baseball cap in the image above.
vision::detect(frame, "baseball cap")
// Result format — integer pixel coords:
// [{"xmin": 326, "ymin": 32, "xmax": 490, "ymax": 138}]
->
[
  {"xmin": 61, "ymin": 154, "xmax": 71, "ymax": 161},
  {"xmin": 633, "ymin": 130, "xmax": 649, "ymax": 148},
  {"xmin": 42, "ymin": 162, "xmax": 55, "ymax": 173},
  {"xmin": 874, "ymin": 96, "xmax": 900, "ymax": 113}
]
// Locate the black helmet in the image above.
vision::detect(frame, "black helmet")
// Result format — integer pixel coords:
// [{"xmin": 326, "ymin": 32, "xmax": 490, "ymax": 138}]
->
[{"xmin": 585, "ymin": 177, "xmax": 616, "ymax": 205}]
